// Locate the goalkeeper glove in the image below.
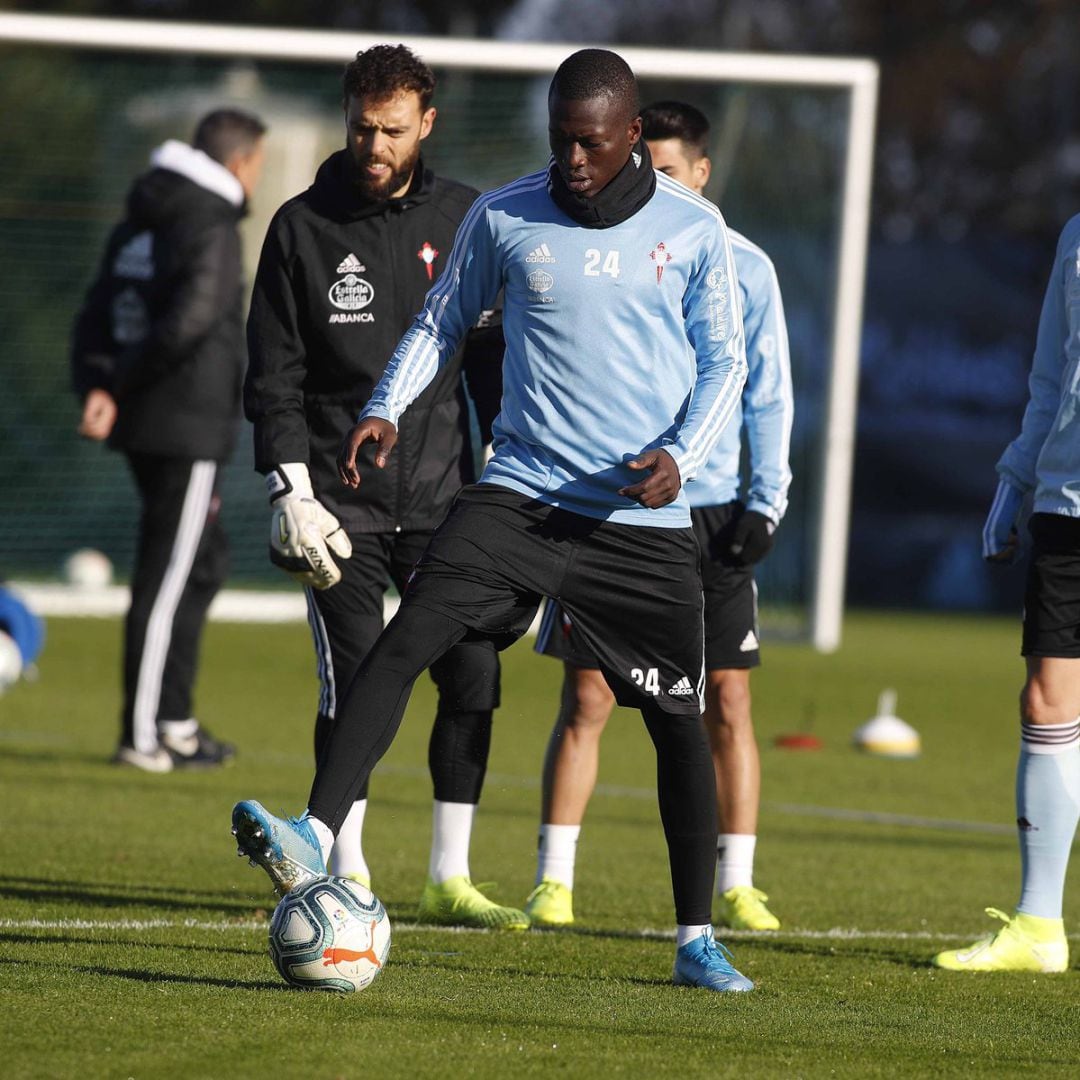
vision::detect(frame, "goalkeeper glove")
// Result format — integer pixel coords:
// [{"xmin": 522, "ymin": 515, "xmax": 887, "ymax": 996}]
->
[
  {"xmin": 982, "ymin": 477, "xmax": 1024, "ymax": 564},
  {"xmin": 266, "ymin": 463, "xmax": 352, "ymax": 590},
  {"xmin": 728, "ymin": 508, "xmax": 776, "ymax": 566}
]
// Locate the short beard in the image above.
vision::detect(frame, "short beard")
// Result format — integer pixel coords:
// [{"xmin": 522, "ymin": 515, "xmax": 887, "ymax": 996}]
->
[{"xmin": 348, "ymin": 144, "xmax": 420, "ymax": 203}]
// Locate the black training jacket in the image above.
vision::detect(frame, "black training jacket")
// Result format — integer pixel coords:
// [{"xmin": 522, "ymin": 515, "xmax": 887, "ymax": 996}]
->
[
  {"xmin": 71, "ymin": 156, "xmax": 247, "ymax": 462},
  {"xmin": 243, "ymin": 150, "xmax": 502, "ymax": 533}
]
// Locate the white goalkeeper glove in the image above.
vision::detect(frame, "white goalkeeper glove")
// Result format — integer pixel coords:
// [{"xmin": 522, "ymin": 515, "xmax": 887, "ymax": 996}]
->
[
  {"xmin": 982, "ymin": 477, "xmax": 1024, "ymax": 564},
  {"xmin": 266, "ymin": 463, "xmax": 352, "ymax": 590}
]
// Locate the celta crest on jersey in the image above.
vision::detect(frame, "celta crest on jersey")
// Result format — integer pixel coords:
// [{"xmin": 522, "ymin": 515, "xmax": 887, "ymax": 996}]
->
[
  {"xmin": 650, "ymin": 241, "xmax": 672, "ymax": 284},
  {"xmin": 336, "ymin": 252, "xmax": 366, "ymax": 274},
  {"xmin": 417, "ymin": 241, "xmax": 439, "ymax": 281},
  {"xmin": 112, "ymin": 231, "xmax": 155, "ymax": 280}
]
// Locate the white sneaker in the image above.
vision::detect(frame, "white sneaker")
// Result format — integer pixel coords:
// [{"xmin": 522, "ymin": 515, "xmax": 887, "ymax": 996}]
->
[{"xmin": 112, "ymin": 744, "xmax": 173, "ymax": 773}]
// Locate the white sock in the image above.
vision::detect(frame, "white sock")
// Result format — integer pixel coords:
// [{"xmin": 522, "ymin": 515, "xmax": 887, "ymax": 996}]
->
[
  {"xmin": 536, "ymin": 824, "xmax": 581, "ymax": 889},
  {"xmin": 428, "ymin": 800, "xmax": 475, "ymax": 883},
  {"xmin": 301, "ymin": 812, "xmax": 335, "ymax": 868},
  {"xmin": 329, "ymin": 799, "xmax": 370, "ymax": 881},
  {"xmin": 717, "ymin": 833, "xmax": 757, "ymax": 892},
  {"xmin": 676, "ymin": 923, "xmax": 712, "ymax": 948},
  {"xmin": 159, "ymin": 718, "xmax": 198, "ymax": 738}
]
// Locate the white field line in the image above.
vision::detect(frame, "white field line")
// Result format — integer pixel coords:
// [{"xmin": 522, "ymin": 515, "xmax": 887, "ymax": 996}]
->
[{"xmin": 3, "ymin": 918, "xmax": 1078, "ymax": 943}]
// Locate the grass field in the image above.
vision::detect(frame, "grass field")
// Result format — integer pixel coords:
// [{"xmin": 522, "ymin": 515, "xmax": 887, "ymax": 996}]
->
[{"xmin": 2, "ymin": 610, "xmax": 1077, "ymax": 1079}]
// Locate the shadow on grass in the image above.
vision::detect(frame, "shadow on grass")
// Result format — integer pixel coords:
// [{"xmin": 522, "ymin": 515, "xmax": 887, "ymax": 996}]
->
[
  {"xmin": 0, "ymin": 955, "xmax": 287, "ymax": 992},
  {"xmin": 0, "ymin": 930, "xmax": 261, "ymax": 957},
  {"xmin": 0, "ymin": 746, "xmax": 115, "ymax": 767},
  {"xmin": 0, "ymin": 874, "xmax": 258, "ymax": 915}
]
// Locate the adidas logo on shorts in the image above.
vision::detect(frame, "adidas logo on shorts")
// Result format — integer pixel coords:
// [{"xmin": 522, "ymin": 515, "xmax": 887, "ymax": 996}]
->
[{"xmin": 668, "ymin": 676, "xmax": 695, "ymax": 696}]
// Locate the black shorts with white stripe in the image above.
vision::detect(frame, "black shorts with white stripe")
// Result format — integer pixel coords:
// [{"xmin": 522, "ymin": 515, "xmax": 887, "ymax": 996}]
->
[{"xmin": 1022, "ymin": 512, "xmax": 1080, "ymax": 658}]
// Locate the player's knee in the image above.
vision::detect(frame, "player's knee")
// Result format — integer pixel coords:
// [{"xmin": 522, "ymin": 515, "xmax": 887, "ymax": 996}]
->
[
  {"xmin": 562, "ymin": 667, "xmax": 615, "ymax": 729},
  {"xmin": 431, "ymin": 642, "xmax": 500, "ymax": 711},
  {"xmin": 707, "ymin": 670, "xmax": 752, "ymax": 732},
  {"xmin": 1019, "ymin": 677, "xmax": 1075, "ymax": 727}
]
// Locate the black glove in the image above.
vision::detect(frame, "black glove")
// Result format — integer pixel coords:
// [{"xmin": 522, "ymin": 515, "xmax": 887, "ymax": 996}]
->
[{"xmin": 728, "ymin": 509, "xmax": 776, "ymax": 566}]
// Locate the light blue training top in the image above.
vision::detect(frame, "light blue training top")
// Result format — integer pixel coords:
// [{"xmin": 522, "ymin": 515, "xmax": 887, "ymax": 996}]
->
[
  {"xmin": 361, "ymin": 168, "xmax": 748, "ymax": 528},
  {"xmin": 997, "ymin": 213, "xmax": 1080, "ymax": 517},
  {"xmin": 689, "ymin": 229, "xmax": 793, "ymax": 522}
]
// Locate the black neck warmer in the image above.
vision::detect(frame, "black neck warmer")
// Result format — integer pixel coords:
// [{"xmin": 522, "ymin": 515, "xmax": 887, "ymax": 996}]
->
[{"xmin": 547, "ymin": 139, "xmax": 656, "ymax": 228}]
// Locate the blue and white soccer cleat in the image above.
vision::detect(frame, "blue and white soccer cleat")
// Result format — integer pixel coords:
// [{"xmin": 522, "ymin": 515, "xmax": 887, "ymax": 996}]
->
[
  {"xmin": 231, "ymin": 800, "xmax": 325, "ymax": 897},
  {"xmin": 673, "ymin": 928, "xmax": 755, "ymax": 992}
]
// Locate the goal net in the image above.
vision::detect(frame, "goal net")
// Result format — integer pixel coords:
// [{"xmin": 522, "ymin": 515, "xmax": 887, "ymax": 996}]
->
[{"xmin": 0, "ymin": 15, "xmax": 876, "ymax": 650}]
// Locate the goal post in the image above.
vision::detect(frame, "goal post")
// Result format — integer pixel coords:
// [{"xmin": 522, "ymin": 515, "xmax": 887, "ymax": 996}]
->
[{"xmin": 0, "ymin": 12, "xmax": 877, "ymax": 652}]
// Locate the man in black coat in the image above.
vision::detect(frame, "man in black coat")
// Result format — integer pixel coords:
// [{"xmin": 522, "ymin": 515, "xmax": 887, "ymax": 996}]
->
[
  {"xmin": 71, "ymin": 108, "xmax": 267, "ymax": 772},
  {"xmin": 243, "ymin": 45, "xmax": 520, "ymax": 929}
]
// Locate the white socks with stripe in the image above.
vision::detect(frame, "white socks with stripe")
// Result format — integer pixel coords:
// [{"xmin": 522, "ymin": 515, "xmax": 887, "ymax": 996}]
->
[
  {"xmin": 1016, "ymin": 719, "xmax": 1080, "ymax": 919},
  {"xmin": 716, "ymin": 833, "xmax": 757, "ymax": 892},
  {"xmin": 536, "ymin": 824, "xmax": 581, "ymax": 889},
  {"xmin": 428, "ymin": 800, "xmax": 476, "ymax": 884}
]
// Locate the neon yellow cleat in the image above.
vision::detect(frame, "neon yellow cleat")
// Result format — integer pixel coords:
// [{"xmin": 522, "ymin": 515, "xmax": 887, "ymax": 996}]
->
[
  {"xmin": 932, "ymin": 908, "xmax": 1069, "ymax": 973},
  {"xmin": 524, "ymin": 877, "xmax": 574, "ymax": 927},
  {"xmin": 340, "ymin": 870, "xmax": 371, "ymax": 889},
  {"xmin": 716, "ymin": 886, "xmax": 781, "ymax": 931},
  {"xmin": 417, "ymin": 876, "xmax": 530, "ymax": 931}
]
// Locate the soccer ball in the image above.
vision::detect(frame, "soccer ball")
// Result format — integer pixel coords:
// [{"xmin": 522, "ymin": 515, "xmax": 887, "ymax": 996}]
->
[
  {"xmin": 268, "ymin": 876, "xmax": 391, "ymax": 992},
  {"xmin": 62, "ymin": 548, "xmax": 113, "ymax": 588}
]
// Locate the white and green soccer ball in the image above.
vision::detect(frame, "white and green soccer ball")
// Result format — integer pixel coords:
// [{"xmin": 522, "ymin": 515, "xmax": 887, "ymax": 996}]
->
[
  {"xmin": 268, "ymin": 876, "xmax": 391, "ymax": 993},
  {"xmin": 62, "ymin": 548, "xmax": 114, "ymax": 589}
]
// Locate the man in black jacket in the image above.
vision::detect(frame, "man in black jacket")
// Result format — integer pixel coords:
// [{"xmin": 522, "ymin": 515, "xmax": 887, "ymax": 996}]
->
[
  {"xmin": 71, "ymin": 108, "xmax": 267, "ymax": 772},
  {"xmin": 243, "ymin": 45, "xmax": 519, "ymax": 929}
]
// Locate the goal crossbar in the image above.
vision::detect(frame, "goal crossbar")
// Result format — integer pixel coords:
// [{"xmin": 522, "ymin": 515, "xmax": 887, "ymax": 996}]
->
[{"xmin": 0, "ymin": 12, "xmax": 878, "ymax": 652}]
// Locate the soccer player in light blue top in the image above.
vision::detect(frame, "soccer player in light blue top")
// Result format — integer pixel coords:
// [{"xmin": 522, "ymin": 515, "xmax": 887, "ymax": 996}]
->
[
  {"xmin": 526, "ymin": 102, "xmax": 794, "ymax": 936},
  {"xmin": 934, "ymin": 214, "xmax": 1080, "ymax": 973},
  {"xmin": 231, "ymin": 48, "xmax": 754, "ymax": 992}
]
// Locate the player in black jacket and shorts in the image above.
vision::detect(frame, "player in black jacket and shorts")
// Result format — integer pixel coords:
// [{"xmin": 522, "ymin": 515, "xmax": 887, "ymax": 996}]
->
[
  {"xmin": 243, "ymin": 45, "xmax": 519, "ymax": 929},
  {"xmin": 71, "ymin": 108, "xmax": 267, "ymax": 772}
]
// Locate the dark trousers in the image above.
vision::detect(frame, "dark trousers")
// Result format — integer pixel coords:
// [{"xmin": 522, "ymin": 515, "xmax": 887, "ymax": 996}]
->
[
  {"xmin": 121, "ymin": 453, "xmax": 228, "ymax": 753},
  {"xmin": 306, "ymin": 529, "xmax": 500, "ymax": 803}
]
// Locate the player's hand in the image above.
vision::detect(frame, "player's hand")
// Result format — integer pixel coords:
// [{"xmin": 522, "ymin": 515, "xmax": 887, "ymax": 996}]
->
[
  {"xmin": 982, "ymin": 478, "xmax": 1024, "ymax": 565},
  {"xmin": 267, "ymin": 464, "xmax": 352, "ymax": 590},
  {"xmin": 728, "ymin": 509, "xmax": 776, "ymax": 566},
  {"xmin": 337, "ymin": 417, "xmax": 398, "ymax": 489},
  {"xmin": 618, "ymin": 449, "xmax": 682, "ymax": 509},
  {"xmin": 77, "ymin": 388, "xmax": 117, "ymax": 441}
]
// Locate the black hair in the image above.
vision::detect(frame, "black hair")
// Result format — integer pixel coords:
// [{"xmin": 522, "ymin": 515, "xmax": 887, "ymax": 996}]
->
[
  {"xmin": 343, "ymin": 44, "xmax": 436, "ymax": 109},
  {"xmin": 641, "ymin": 101, "xmax": 710, "ymax": 159},
  {"xmin": 549, "ymin": 48, "xmax": 639, "ymax": 121},
  {"xmin": 192, "ymin": 109, "xmax": 266, "ymax": 165}
]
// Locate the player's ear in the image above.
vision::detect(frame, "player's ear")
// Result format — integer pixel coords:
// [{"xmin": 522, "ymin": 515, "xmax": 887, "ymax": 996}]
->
[
  {"xmin": 628, "ymin": 114, "xmax": 642, "ymax": 146},
  {"xmin": 419, "ymin": 106, "xmax": 436, "ymax": 141},
  {"xmin": 695, "ymin": 155, "xmax": 712, "ymax": 190}
]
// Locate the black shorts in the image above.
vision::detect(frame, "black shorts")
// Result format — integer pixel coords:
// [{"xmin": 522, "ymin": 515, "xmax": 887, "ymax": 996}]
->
[
  {"xmin": 536, "ymin": 500, "xmax": 760, "ymax": 672},
  {"xmin": 1022, "ymin": 512, "xmax": 1080, "ymax": 658},
  {"xmin": 402, "ymin": 484, "xmax": 705, "ymax": 715}
]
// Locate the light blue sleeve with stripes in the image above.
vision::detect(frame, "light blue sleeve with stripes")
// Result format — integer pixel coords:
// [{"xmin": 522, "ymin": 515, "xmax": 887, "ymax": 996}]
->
[
  {"xmin": 664, "ymin": 213, "xmax": 748, "ymax": 484},
  {"xmin": 994, "ymin": 213, "xmax": 1080, "ymax": 521},
  {"xmin": 738, "ymin": 248, "xmax": 794, "ymax": 523},
  {"xmin": 361, "ymin": 200, "xmax": 501, "ymax": 426}
]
